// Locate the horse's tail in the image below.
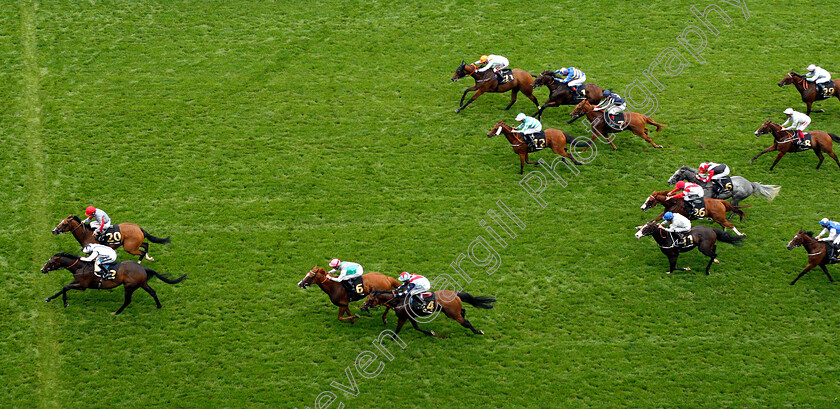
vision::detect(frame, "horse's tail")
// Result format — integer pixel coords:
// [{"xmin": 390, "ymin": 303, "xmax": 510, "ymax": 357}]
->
[
  {"xmin": 750, "ymin": 182, "xmax": 781, "ymax": 201},
  {"xmin": 721, "ymin": 201, "xmax": 750, "ymax": 221},
  {"xmin": 713, "ymin": 229, "xmax": 745, "ymax": 246},
  {"xmin": 566, "ymin": 135, "xmax": 590, "ymax": 148},
  {"xmin": 645, "ymin": 116, "xmax": 665, "ymax": 132},
  {"xmin": 457, "ymin": 292, "xmax": 496, "ymax": 309},
  {"xmin": 828, "ymin": 133, "xmax": 840, "ymax": 143},
  {"xmin": 145, "ymin": 267, "xmax": 187, "ymax": 284},
  {"xmin": 142, "ymin": 228, "xmax": 171, "ymax": 244}
]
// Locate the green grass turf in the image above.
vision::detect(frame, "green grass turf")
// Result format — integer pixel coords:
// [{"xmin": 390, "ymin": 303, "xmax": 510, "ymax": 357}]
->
[{"xmin": 2, "ymin": 0, "xmax": 840, "ymax": 407}]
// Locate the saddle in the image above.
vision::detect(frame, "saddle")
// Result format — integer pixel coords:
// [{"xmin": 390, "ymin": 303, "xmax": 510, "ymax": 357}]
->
[
  {"xmin": 826, "ymin": 243, "xmax": 840, "ymax": 264},
  {"xmin": 340, "ymin": 275, "xmax": 366, "ymax": 302},
  {"xmin": 712, "ymin": 176, "xmax": 733, "ymax": 196},
  {"xmin": 93, "ymin": 261, "xmax": 120, "ymax": 281},
  {"xmin": 523, "ymin": 131, "xmax": 547, "ymax": 152},
  {"xmin": 97, "ymin": 226, "xmax": 123, "ymax": 245},
  {"xmin": 604, "ymin": 111, "xmax": 628, "ymax": 130},
  {"xmin": 496, "ymin": 69, "xmax": 514, "ymax": 85},
  {"xmin": 409, "ymin": 292, "xmax": 437, "ymax": 316},
  {"xmin": 685, "ymin": 198, "xmax": 707, "ymax": 219},
  {"xmin": 790, "ymin": 133, "xmax": 813, "ymax": 152},
  {"xmin": 817, "ymin": 81, "xmax": 836, "ymax": 99}
]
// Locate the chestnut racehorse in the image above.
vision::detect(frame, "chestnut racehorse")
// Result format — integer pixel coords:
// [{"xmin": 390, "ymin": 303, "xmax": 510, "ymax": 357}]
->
[
  {"xmin": 640, "ymin": 190, "xmax": 748, "ymax": 236},
  {"xmin": 750, "ymin": 120, "xmax": 840, "ymax": 170},
  {"xmin": 361, "ymin": 290, "xmax": 496, "ymax": 336},
  {"xmin": 785, "ymin": 230, "xmax": 837, "ymax": 285},
  {"xmin": 451, "ymin": 60, "xmax": 539, "ymax": 113},
  {"xmin": 569, "ymin": 100, "xmax": 665, "ymax": 150},
  {"xmin": 635, "ymin": 221, "xmax": 744, "ymax": 275},
  {"xmin": 41, "ymin": 252, "xmax": 186, "ymax": 315},
  {"xmin": 531, "ymin": 70, "xmax": 603, "ymax": 120},
  {"xmin": 297, "ymin": 266, "xmax": 400, "ymax": 324},
  {"xmin": 52, "ymin": 215, "xmax": 170, "ymax": 262},
  {"xmin": 487, "ymin": 121, "xmax": 588, "ymax": 174},
  {"xmin": 778, "ymin": 71, "xmax": 840, "ymax": 115}
]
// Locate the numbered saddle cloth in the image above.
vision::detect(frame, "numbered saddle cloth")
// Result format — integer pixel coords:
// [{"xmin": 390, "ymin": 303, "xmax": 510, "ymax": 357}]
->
[
  {"xmin": 340, "ymin": 275, "xmax": 366, "ymax": 302},
  {"xmin": 791, "ymin": 133, "xmax": 813, "ymax": 153},
  {"xmin": 410, "ymin": 292, "xmax": 437, "ymax": 316},
  {"xmin": 527, "ymin": 131, "xmax": 547, "ymax": 152},
  {"xmin": 679, "ymin": 233, "xmax": 697, "ymax": 250},
  {"xmin": 94, "ymin": 261, "xmax": 121, "ymax": 281},
  {"xmin": 685, "ymin": 199, "xmax": 707, "ymax": 220},
  {"xmin": 496, "ymin": 69, "xmax": 514, "ymax": 85},
  {"xmin": 605, "ymin": 111, "xmax": 629, "ymax": 131},
  {"xmin": 98, "ymin": 226, "xmax": 123, "ymax": 245},
  {"xmin": 817, "ymin": 81, "xmax": 836, "ymax": 99},
  {"xmin": 713, "ymin": 176, "xmax": 733, "ymax": 196}
]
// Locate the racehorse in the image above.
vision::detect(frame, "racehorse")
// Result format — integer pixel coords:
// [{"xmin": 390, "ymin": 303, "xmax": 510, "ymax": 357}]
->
[
  {"xmin": 785, "ymin": 230, "xmax": 837, "ymax": 286},
  {"xmin": 451, "ymin": 60, "xmax": 539, "ymax": 113},
  {"xmin": 667, "ymin": 165, "xmax": 781, "ymax": 208},
  {"xmin": 777, "ymin": 71, "xmax": 840, "ymax": 115},
  {"xmin": 530, "ymin": 70, "xmax": 603, "ymax": 120},
  {"xmin": 635, "ymin": 221, "xmax": 744, "ymax": 274},
  {"xmin": 568, "ymin": 100, "xmax": 665, "ymax": 150},
  {"xmin": 52, "ymin": 215, "xmax": 170, "ymax": 262},
  {"xmin": 360, "ymin": 290, "xmax": 496, "ymax": 336},
  {"xmin": 640, "ymin": 190, "xmax": 748, "ymax": 236},
  {"xmin": 297, "ymin": 266, "xmax": 400, "ymax": 324},
  {"xmin": 487, "ymin": 121, "xmax": 588, "ymax": 174},
  {"xmin": 41, "ymin": 252, "xmax": 186, "ymax": 315},
  {"xmin": 750, "ymin": 120, "xmax": 840, "ymax": 170}
]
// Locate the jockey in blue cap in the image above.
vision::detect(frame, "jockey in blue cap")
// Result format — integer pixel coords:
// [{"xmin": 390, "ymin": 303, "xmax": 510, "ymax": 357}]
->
[
  {"xmin": 817, "ymin": 218, "xmax": 840, "ymax": 246},
  {"xmin": 659, "ymin": 211, "xmax": 692, "ymax": 246},
  {"xmin": 554, "ymin": 67, "xmax": 586, "ymax": 98}
]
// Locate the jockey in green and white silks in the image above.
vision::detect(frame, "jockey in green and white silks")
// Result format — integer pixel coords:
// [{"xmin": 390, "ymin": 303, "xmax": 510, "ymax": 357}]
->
[
  {"xmin": 327, "ymin": 258, "xmax": 363, "ymax": 282},
  {"xmin": 514, "ymin": 113, "xmax": 542, "ymax": 148}
]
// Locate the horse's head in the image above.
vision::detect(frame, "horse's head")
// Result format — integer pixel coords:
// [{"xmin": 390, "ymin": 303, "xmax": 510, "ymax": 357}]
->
[
  {"xmin": 297, "ymin": 266, "xmax": 326, "ymax": 289},
  {"xmin": 532, "ymin": 71, "xmax": 557, "ymax": 89},
  {"xmin": 754, "ymin": 119, "xmax": 775, "ymax": 136},
  {"xmin": 451, "ymin": 60, "xmax": 467, "ymax": 81},
  {"xmin": 360, "ymin": 290, "xmax": 391, "ymax": 312},
  {"xmin": 487, "ymin": 121, "xmax": 506, "ymax": 138},
  {"xmin": 52, "ymin": 215, "xmax": 79, "ymax": 236},
  {"xmin": 640, "ymin": 192, "xmax": 661, "ymax": 212},
  {"xmin": 778, "ymin": 71, "xmax": 800, "ymax": 87},
  {"xmin": 41, "ymin": 252, "xmax": 77, "ymax": 274},
  {"xmin": 667, "ymin": 166, "xmax": 693, "ymax": 185},
  {"xmin": 786, "ymin": 229, "xmax": 814, "ymax": 250},
  {"xmin": 634, "ymin": 221, "xmax": 659, "ymax": 239},
  {"xmin": 570, "ymin": 100, "xmax": 590, "ymax": 118}
]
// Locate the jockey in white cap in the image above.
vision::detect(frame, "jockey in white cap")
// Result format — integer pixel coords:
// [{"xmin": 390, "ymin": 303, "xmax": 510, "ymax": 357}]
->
[
  {"xmin": 514, "ymin": 113, "xmax": 542, "ymax": 148},
  {"xmin": 781, "ymin": 108, "xmax": 811, "ymax": 143}
]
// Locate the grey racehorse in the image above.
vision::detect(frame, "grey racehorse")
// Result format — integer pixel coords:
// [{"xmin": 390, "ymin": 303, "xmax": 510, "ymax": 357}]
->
[{"xmin": 667, "ymin": 165, "xmax": 781, "ymax": 208}]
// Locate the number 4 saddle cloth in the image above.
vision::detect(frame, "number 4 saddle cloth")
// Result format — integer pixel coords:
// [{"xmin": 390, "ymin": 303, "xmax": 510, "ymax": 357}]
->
[
  {"xmin": 340, "ymin": 275, "xmax": 366, "ymax": 302},
  {"xmin": 409, "ymin": 292, "xmax": 438, "ymax": 316}
]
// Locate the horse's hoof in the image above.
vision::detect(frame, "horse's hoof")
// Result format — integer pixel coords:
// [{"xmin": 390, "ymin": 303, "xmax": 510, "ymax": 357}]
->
[
  {"xmin": 454, "ymin": 108, "xmax": 461, "ymax": 113},
  {"xmin": 110, "ymin": 311, "xmax": 118, "ymax": 315},
  {"xmin": 63, "ymin": 303, "xmax": 68, "ymax": 308},
  {"xmin": 147, "ymin": 257, "xmax": 155, "ymax": 262},
  {"xmin": 685, "ymin": 267, "xmax": 692, "ymax": 271},
  {"xmin": 656, "ymin": 145, "xmax": 663, "ymax": 149},
  {"xmin": 665, "ymin": 271, "xmax": 671, "ymax": 274},
  {"xmin": 478, "ymin": 330, "xmax": 485, "ymax": 335},
  {"xmin": 44, "ymin": 298, "xmax": 50, "ymax": 303},
  {"xmin": 789, "ymin": 282, "xmax": 795, "ymax": 286},
  {"xmin": 714, "ymin": 259, "xmax": 720, "ymax": 264},
  {"xmin": 429, "ymin": 330, "xmax": 436, "ymax": 337}
]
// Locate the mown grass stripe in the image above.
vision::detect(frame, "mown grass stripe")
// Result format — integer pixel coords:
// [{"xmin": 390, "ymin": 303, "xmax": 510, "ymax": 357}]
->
[{"xmin": 21, "ymin": 1, "xmax": 60, "ymax": 408}]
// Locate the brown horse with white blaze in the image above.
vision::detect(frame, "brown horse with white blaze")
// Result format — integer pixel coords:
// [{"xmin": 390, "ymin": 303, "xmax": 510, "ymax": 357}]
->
[
  {"xmin": 297, "ymin": 266, "xmax": 400, "ymax": 324},
  {"xmin": 778, "ymin": 71, "xmax": 840, "ymax": 115},
  {"xmin": 451, "ymin": 60, "xmax": 539, "ymax": 113},
  {"xmin": 750, "ymin": 120, "xmax": 840, "ymax": 170},
  {"xmin": 786, "ymin": 229, "xmax": 836, "ymax": 285},
  {"xmin": 487, "ymin": 120, "xmax": 588, "ymax": 174},
  {"xmin": 569, "ymin": 100, "xmax": 665, "ymax": 150},
  {"xmin": 52, "ymin": 215, "xmax": 170, "ymax": 262},
  {"xmin": 640, "ymin": 190, "xmax": 748, "ymax": 236}
]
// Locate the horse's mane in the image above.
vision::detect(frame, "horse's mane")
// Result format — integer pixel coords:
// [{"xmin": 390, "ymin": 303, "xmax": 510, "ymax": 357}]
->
[
  {"xmin": 803, "ymin": 231, "xmax": 815, "ymax": 238},
  {"xmin": 790, "ymin": 71, "xmax": 802, "ymax": 78},
  {"xmin": 70, "ymin": 215, "xmax": 81, "ymax": 222},
  {"xmin": 56, "ymin": 252, "xmax": 79, "ymax": 259}
]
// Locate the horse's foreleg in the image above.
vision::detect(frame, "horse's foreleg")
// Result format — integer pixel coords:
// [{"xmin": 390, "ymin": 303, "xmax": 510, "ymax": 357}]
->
[
  {"xmin": 381, "ymin": 307, "xmax": 390, "ymax": 325},
  {"xmin": 524, "ymin": 152, "xmax": 538, "ymax": 165},
  {"xmin": 749, "ymin": 145, "xmax": 776, "ymax": 163},
  {"xmin": 337, "ymin": 305, "xmax": 358, "ymax": 323},
  {"xmin": 456, "ymin": 90, "xmax": 485, "ymax": 113},
  {"xmin": 504, "ymin": 88, "xmax": 519, "ymax": 110},
  {"xmin": 666, "ymin": 253, "xmax": 679, "ymax": 274},
  {"xmin": 790, "ymin": 264, "xmax": 816, "ymax": 285},
  {"xmin": 769, "ymin": 151, "xmax": 787, "ymax": 171},
  {"xmin": 395, "ymin": 316, "xmax": 407, "ymax": 334},
  {"xmin": 45, "ymin": 283, "xmax": 81, "ymax": 308},
  {"xmin": 459, "ymin": 87, "xmax": 476, "ymax": 106},
  {"xmin": 112, "ymin": 286, "xmax": 137, "ymax": 315}
]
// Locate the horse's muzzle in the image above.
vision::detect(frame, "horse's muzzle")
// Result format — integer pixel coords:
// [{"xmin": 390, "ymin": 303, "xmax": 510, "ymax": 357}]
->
[
  {"xmin": 51, "ymin": 229, "xmax": 60, "ymax": 236},
  {"xmin": 297, "ymin": 281, "xmax": 308, "ymax": 289}
]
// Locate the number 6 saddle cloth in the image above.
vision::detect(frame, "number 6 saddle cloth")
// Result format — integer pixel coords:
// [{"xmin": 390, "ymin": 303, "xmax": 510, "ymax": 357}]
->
[
  {"xmin": 340, "ymin": 275, "xmax": 366, "ymax": 302},
  {"xmin": 97, "ymin": 226, "xmax": 123, "ymax": 245}
]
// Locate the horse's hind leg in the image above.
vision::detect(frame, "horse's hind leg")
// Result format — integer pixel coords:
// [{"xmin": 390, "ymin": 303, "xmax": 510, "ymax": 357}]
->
[
  {"xmin": 819, "ymin": 265, "xmax": 835, "ymax": 283},
  {"xmin": 637, "ymin": 128, "xmax": 661, "ymax": 149},
  {"xmin": 449, "ymin": 307, "xmax": 484, "ymax": 335},
  {"xmin": 113, "ymin": 286, "xmax": 137, "ymax": 315},
  {"xmin": 505, "ymin": 88, "xmax": 519, "ymax": 110},
  {"xmin": 141, "ymin": 282, "xmax": 162, "ymax": 308},
  {"xmin": 825, "ymin": 149, "xmax": 840, "ymax": 169},
  {"xmin": 699, "ymin": 244, "xmax": 718, "ymax": 275}
]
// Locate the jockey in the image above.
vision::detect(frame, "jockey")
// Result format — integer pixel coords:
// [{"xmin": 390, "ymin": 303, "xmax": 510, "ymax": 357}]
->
[
  {"xmin": 80, "ymin": 242, "xmax": 117, "ymax": 277},
  {"xmin": 593, "ymin": 90, "xmax": 627, "ymax": 118},
  {"xmin": 697, "ymin": 162, "xmax": 731, "ymax": 195},
  {"xmin": 816, "ymin": 218, "xmax": 840, "ymax": 246},
  {"xmin": 83, "ymin": 206, "xmax": 111, "ymax": 241},
  {"xmin": 474, "ymin": 54, "xmax": 509, "ymax": 76},
  {"xmin": 659, "ymin": 211, "xmax": 692, "ymax": 245},
  {"xmin": 554, "ymin": 67, "xmax": 587, "ymax": 98},
  {"xmin": 805, "ymin": 64, "xmax": 831, "ymax": 88},
  {"xmin": 394, "ymin": 271, "xmax": 431, "ymax": 306},
  {"xmin": 667, "ymin": 180, "xmax": 704, "ymax": 210},
  {"xmin": 326, "ymin": 258, "xmax": 364, "ymax": 282},
  {"xmin": 514, "ymin": 113, "xmax": 542, "ymax": 149},
  {"xmin": 781, "ymin": 108, "xmax": 811, "ymax": 143}
]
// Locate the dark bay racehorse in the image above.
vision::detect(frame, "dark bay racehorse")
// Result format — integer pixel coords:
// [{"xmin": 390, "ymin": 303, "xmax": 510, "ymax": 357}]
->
[
  {"xmin": 640, "ymin": 190, "xmax": 748, "ymax": 236},
  {"xmin": 786, "ymin": 230, "xmax": 836, "ymax": 285},
  {"xmin": 667, "ymin": 165, "xmax": 781, "ymax": 207},
  {"xmin": 361, "ymin": 290, "xmax": 495, "ymax": 336},
  {"xmin": 751, "ymin": 120, "xmax": 840, "ymax": 170},
  {"xmin": 569, "ymin": 100, "xmax": 665, "ymax": 151},
  {"xmin": 451, "ymin": 60, "xmax": 539, "ymax": 113},
  {"xmin": 52, "ymin": 215, "xmax": 170, "ymax": 262},
  {"xmin": 530, "ymin": 70, "xmax": 603, "ymax": 120},
  {"xmin": 487, "ymin": 120, "xmax": 587, "ymax": 174},
  {"xmin": 635, "ymin": 221, "xmax": 744, "ymax": 274},
  {"xmin": 778, "ymin": 71, "xmax": 840, "ymax": 115},
  {"xmin": 297, "ymin": 266, "xmax": 400, "ymax": 324},
  {"xmin": 41, "ymin": 252, "xmax": 186, "ymax": 314}
]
